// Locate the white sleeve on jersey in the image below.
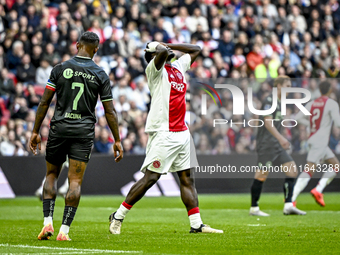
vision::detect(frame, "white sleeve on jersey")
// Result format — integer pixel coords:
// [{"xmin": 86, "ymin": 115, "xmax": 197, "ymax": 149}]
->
[
  {"xmin": 145, "ymin": 58, "xmax": 164, "ymax": 85},
  {"xmin": 328, "ymin": 99, "xmax": 340, "ymax": 127},
  {"xmin": 176, "ymin": 54, "xmax": 191, "ymax": 73},
  {"xmin": 295, "ymin": 101, "xmax": 312, "ymax": 126}
]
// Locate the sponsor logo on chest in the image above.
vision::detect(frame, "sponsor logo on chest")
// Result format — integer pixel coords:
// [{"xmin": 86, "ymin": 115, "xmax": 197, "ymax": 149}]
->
[
  {"xmin": 168, "ymin": 69, "xmax": 185, "ymax": 92},
  {"xmin": 170, "ymin": 81, "xmax": 185, "ymax": 92}
]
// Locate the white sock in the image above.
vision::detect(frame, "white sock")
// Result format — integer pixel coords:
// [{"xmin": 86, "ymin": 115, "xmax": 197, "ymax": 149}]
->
[
  {"xmin": 115, "ymin": 203, "xmax": 131, "ymax": 220},
  {"xmin": 284, "ymin": 202, "xmax": 293, "ymax": 208},
  {"xmin": 189, "ymin": 213, "xmax": 203, "ymax": 229},
  {"xmin": 292, "ymin": 172, "xmax": 311, "ymax": 202},
  {"xmin": 43, "ymin": 216, "xmax": 53, "ymax": 226},
  {"xmin": 59, "ymin": 224, "xmax": 70, "ymax": 235},
  {"xmin": 316, "ymin": 168, "xmax": 337, "ymax": 193}
]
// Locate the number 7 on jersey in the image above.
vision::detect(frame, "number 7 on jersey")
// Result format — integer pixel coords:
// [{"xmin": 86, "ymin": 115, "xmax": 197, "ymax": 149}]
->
[{"xmin": 71, "ymin": 82, "xmax": 84, "ymax": 110}]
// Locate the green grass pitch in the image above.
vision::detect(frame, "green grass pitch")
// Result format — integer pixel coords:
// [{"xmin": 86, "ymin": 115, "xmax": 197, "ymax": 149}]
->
[{"xmin": 0, "ymin": 193, "xmax": 339, "ymax": 254}]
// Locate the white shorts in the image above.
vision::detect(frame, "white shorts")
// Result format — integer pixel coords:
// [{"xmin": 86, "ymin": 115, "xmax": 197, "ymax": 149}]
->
[
  {"xmin": 140, "ymin": 130, "xmax": 198, "ymax": 174},
  {"xmin": 306, "ymin": 145, "xmax": 335, "ymax": 164}
]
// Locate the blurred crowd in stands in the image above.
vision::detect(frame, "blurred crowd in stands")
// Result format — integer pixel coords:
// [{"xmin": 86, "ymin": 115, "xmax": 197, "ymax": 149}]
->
[{"xmin": 1, "ymin": 0, "xmax": 340, "ymax": 156}]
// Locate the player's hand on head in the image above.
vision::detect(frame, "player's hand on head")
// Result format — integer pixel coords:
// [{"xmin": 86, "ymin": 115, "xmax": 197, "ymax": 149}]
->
[
  {"xmin": 29, "ymin": 132, "xmax": 42, "ymax": 156},
  {"xmin": 113, "ymin": 141, "xmax": 123, "ymax": 162},
  {"xmin": 279, "ymin": 137, "xmax": 291, "ymax": 150}
]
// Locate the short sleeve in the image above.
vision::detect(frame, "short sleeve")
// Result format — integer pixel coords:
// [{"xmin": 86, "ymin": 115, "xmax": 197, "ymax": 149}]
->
[
  {"xmin": 46, "ymin": 64, "xmax": 61, "ymax": 91},
  {"xmin": 99, "ymin": 73, "xmax": 113, "ymax": 102},
  {"xmin": 176, "ymin": 54, "xmax": 191, "ymax": 73},
  {"xmin": 145, "ymin": 58, "xmax": 163, "ymax": 82}
]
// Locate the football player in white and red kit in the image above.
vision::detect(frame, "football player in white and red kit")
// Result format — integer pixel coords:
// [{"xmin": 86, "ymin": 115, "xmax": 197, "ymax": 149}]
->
[
  {"xmin": 293, "ymin": 81, "xmax": 340, "ymax": 206},
  {"xmin": 108, "ymin": 42, "xmax": 223, "ymax": 234}
]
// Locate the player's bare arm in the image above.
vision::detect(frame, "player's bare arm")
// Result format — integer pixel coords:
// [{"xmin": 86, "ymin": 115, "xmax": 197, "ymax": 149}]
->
[
  {"xmin": 29, "ymin": 88, "xmax": 55, "ymax": 155},
  {"xmin": 146, "ymin": 43, "xmax": 170, "ymax": 70},
  {"xmin": 163, "ymin": 43, "xmax": 201, "ymax": 65},
  {"xmin": 102, "ymin": 100, "xmax": 123, "ymax": 162},
  {"xmin": 263, "ymin": 115, "xmax": 290, "ymax": 150}
]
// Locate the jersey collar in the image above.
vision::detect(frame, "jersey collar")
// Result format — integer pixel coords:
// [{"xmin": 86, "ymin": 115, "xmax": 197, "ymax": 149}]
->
[{"xmin": 75, "ymin": 55, "xmax": 92, "ymax": 60}]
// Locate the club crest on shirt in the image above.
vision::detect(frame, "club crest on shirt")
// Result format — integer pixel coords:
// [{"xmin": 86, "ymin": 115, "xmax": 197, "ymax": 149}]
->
[
  {"xmin": 176, "ymin": 72, "xmax": 182, "ymax": 79},
  {"xmin": 153, "ymin": 160, "xmax": 161, "ymax": 169}
]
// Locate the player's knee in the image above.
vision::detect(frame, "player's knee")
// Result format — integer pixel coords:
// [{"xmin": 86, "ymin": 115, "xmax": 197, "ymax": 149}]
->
[
  {"xmin": 145, "ymin": 173, "xmax": 161, "ymax": 187},
  {"xmin": 147, "ymin": 175, "xmax": 160, "ymax": 186},
  {"xmin": 43, "ymin": 186, "xmax": 57, "ymax": 198},
  {"xmin": 179, "ymin": 175, "xmax": 194, "ymax": 187},
  {"xmin": 68, "ymin": 173, "xmax": 83, "ymax": 185}
]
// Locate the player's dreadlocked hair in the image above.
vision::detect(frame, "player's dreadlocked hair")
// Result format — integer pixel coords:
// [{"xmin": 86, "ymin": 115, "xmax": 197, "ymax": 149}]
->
[
  {"xmin": 79, "ymin": 31, "xmax": 100, "ymax": 46},
  {"xmin": 319, "ymin": 80, "xmax": 331, "ymax": 95}
]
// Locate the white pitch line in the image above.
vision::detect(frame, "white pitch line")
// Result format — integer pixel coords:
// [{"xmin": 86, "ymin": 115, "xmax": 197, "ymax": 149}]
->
[
  {"xmin": 6, "ymin": 206, "xmax": 340, "ymax": 214},
  {"xmin": 10, "ymin": 252, "xmax": 93, "ymax": 254},
  {"xmin": 0, "ymin": 244, "xmax": 142, "ymax": 254},
  {"xmin": 247, "ymin": 224, "xmax": 267, "ymax": 226}
]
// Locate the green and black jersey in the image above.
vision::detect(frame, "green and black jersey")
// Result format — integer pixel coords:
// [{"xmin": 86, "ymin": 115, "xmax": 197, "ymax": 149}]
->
[
  {"xmin": 46, "ymin": 56, "xmax": 112, "ymax": 138},
  {"xmin": 256, "ymin": 96, "xmax": 284, "ymax": 154}
]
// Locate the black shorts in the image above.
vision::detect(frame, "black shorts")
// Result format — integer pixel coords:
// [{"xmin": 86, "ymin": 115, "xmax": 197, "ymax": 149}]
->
[
  {"xmin": 46, "ymin": 135, "xmax": 93, "ymax": 165},
  {"xmin": 257, "ymin": 150, "xmax": 293, "ymax": 169}
]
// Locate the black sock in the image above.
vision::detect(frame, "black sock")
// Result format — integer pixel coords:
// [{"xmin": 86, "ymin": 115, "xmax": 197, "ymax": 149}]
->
[
  {"xmin": 43, "ymin": 199, "xmax": 55, "ymax": 218},
  {"xmin": 62, "ymin": 206, "xmax": 77, "ymax": 226},
  {"xmin": 251, "ymin": 179, "xmax": 264, "ymax": 207},
  {"xmin": 284, "ymin": 178, "xmax": 295, "ymax": 203}
]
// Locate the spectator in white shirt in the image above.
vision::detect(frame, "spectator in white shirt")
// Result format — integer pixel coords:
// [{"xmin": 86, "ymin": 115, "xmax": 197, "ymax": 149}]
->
[{"xmin": 35, "ymin": 59, "xmax": 52, "ymax": 86}]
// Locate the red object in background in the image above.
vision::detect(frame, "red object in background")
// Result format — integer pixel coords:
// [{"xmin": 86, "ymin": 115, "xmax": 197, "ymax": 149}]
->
[
  {"xmin": 88, "ymin": 28, "xmax": 105, "ymax": 44},
  {"xmin": 108, "ymin": 135, "xmax": 114, "ymax": 143},
  {"xmin": 227, "ymin": 128, "xmax": 236, "ymax": 149},
  {"xmin": 191, "ymin": 61, "xmax": 198, "ymax": 69},
  {"xmin": 34, "ymin": 86, "xmax": 45, "ymax": 96},
  {"xmin": 0, "ymin": 98, "xmax": 10, "ymax": 126},
  {"xmin": 129, "ymin": 81, "xmax": 136, "ymax": 90},
  {"xmin": 48, "ymin": 7, "xmax": 59, "ymax": 18},
  {"xmin": 7, "ymin": 72, "xmax": 17, "ymax": 85},
  {"xmin": 46, "ymin": 9, "xmax": 58, "ymax": 29},
  {"xmin": 6, "ymin": 0, "xmax": 15, "ymax": 10},
  {"xmin": 246, "ymin": 51, "xmax": 263, "ymax": 71}
]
